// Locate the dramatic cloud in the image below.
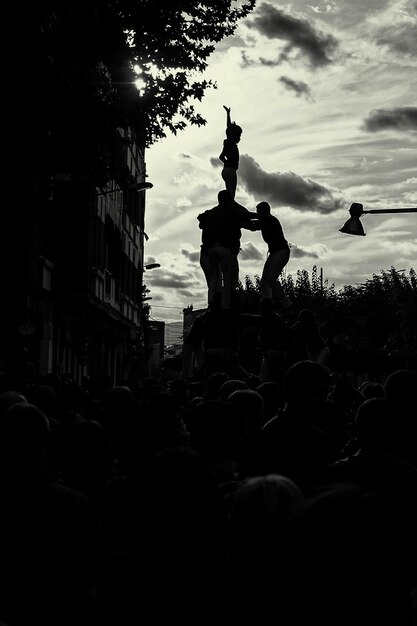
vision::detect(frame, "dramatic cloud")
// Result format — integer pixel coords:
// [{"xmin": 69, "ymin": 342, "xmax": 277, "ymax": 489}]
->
[
  {"xmin": 237, "ymin": 154, "xmax": 344, "ymax": 213},
  {"xmin": 144, "ymin": 256, "xmax": 158, "ymax": 265},
  {"xmin": 146, "ymin": 272, "xmax": 196, "ymax": 291},
  {"xmin": 374, "ymin": 1, "xmax": 417, "ymax": 56},
  {"xmin": 247, "ymin": 2, "xmax": 338, "ymax": 67},
  {"xmin": 240, "ymin": 50, "xmax": 257, "ymax": 67},
  {"xmin": 239, "ymin": 242, "xmax": 264, "ymax": 261},
  {"xmin": 377, "ymin": 26, "xmax": 417, "ymax": 55},
  {"xmin": 363, "ymin": 107, "xmax": 417, "ymax": 133},
  {"xmin": 289, "ymin": 244, "xmax": 320, "ymax": 259},
  {"xmin": 278, "ymin": 75, "xmax": 315, "ymax": 101},
  {"xmin": 181, "ymin": 248, "xmax": 200, "ymax": 263}
]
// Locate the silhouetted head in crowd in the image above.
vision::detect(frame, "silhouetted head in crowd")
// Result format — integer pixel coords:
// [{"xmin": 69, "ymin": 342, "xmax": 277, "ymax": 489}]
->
[
  {"xmin": 219, "ymin": 379, "xmax": 249, "ymax": 401},
  {"xmin": 86, "ymin": 373, "xmax": 113, "ymax": 401},
  {"xmin": 384, "ymin": 368, "xmax": 417, "ymax": 464},
  {"xmin": 284, "ymin": 359, "xmax": 333, "ymax": 407},
  {"xmin": 0, "ymin": 390, "xmax": 28, "ymax": 415},
  {"xmin": 228, "ymin": 389, "xmax": 264, "ymax": 428},
  {"xmin": 297, "ymin": 308, "xmax": 318, "ymax": 327},
  {"xmin": 61, "ymin": 419, "xmax": 114, "ymax": 497},
  {"xmin": 59, "ymin": 381, "xmax": 89, "ymax": 413},
  {"xmin": 229, "ymin": 473, "xmax": 304, "ymax": 539},
  {"xmin": 259, "ymin": 297, "xmax": 275, "ymax": 315},
  {"xmin": 205, "ymin": 371, "xmax": 230, "ymax": 400},
  {"xmin": 355, "ymin": 397, "xmax": 394, "ymax": 453},
  {"xmin": 277, "ymin": 481, "xmax": 412, "ymax": 625},
  {"xmin": 246, "ymin": 373, "xmax": 262, "ymax": 389},
  {"xmin": 360, "ymin": 381, "xmax": 386, "ymax": 399},
  {"xmin": 0, "ymin": 402, "xmax": 50, "ymax": 472},
  {"xmin": 135, "ymin": 377, "xmax": 165, "ymax": 401},
  {"xmin": 188, "ymin": 399, "xmax": 240, "ymax": 465},
  {"xmin": 384, "ymin": 368, "xmax": 417, "ymax": 405},
  {"xmin": 139, "ymin": 445, "xmax": 230, "ymax": 608},
  {"xmin": 329, "ymin": 376, "xmax": 365, "ymax": 419},
  {"xmin": 42, "ymin": 372, "xmax": 62, "ymax": 393},
  {"xmin": 188, "ymin": 381, "xmax": 207, "ymax": 400},
  {"xmin": 102, "ymin": 385, "xmax": 134, "ymax": 412},
  {"xmin": 167, "ymin": 378, "xmax": 189, "ymax": 405},
  {"xmin": 256, "ymin": 381, "xmax": 284, "ymax": 422},
  {"xmin": 29, "ymin": 384, "xmax": 56, "ymax": 417},
  {"xmin": 227, "ymin": 473, "xmax": 305, "ymax": 619}
]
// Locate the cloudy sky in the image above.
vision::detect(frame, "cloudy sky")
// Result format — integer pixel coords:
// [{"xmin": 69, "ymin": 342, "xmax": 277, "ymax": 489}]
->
[{"xmin": 143, "ymin": 0, "xmax": 417, "ymax": 325}]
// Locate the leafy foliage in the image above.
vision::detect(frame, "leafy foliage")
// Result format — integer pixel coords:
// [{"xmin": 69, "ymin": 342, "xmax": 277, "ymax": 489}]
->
[
  {"xmin": 14, "ymin": 0, "xmax": 255, "ymax": 201},
  {"xmin": 238, "ymin": 266, "xmax": 417, "ymax": 376},
  {"xmin": 123, "ymin": 0, "xmax": 256, "ymax": 146}
]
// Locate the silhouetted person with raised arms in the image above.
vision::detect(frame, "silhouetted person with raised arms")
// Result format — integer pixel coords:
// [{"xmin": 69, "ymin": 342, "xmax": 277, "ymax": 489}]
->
[
  {"xmin": 250, "ymin": 201, "xmax": 292, "ymax": 310},
  {"xmin": 219, "ymin": 105, "xmax": 242, "ymax": 199}
]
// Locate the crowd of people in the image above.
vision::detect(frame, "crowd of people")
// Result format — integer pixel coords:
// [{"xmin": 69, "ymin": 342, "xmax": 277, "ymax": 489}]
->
[
  {"xmin": 0, "ymin": 359, "xmax": 416, "ymax": 625},
  {"xmin": 1, "ymin": 106, "xmax": 416, "ymax": 625}
]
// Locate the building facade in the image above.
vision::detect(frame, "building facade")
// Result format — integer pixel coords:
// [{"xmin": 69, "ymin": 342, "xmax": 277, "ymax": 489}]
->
[{"xmin": 2, "ymin": 128, "xmax": 151, "ymax": 388}]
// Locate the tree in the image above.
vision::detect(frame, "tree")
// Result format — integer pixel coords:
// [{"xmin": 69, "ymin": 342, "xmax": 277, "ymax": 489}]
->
[
  {"xmin": 13, "ymin": 1, "xmax": 256, "ymax": 199},
  {"xmin": 236, "ymin": 266, "xmax": 416, "ymax": 378},
  {"xmin": 124, "ymin": 0, "xmax": 256, "ymax": 146}
]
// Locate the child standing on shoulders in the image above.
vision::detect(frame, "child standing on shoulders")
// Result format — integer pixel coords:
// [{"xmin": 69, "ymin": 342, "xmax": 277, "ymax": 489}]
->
[{"xmin": 219, "ymin": 105, "xmax": 242, "ymax": 200}]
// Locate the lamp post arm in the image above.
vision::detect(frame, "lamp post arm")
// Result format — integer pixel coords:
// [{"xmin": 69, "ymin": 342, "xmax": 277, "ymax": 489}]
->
[{"xmin": 363, "ymin": 208, "xmax": 417, "ymax": 214}]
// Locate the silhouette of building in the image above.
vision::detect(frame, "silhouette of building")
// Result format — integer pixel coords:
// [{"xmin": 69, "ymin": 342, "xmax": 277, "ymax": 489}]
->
[
  {"xmin": 183, "ymin": 305, "xmax": 207, "ymax": 335},
  {"xmin": 3, "ymin": 127, "xmax": 151, "ymax": 386},
  {"xmin": 146, "ymin": 320, "xmax": 166, "ymax": 375}
]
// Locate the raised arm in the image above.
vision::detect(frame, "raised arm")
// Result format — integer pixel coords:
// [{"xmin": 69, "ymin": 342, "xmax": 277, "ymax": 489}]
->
[{"xmin": 223, "ymin": 105, "xmax": 232, "ymax": 129}]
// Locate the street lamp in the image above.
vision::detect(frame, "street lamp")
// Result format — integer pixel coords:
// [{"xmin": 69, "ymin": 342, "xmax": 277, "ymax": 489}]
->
[
  {"xmin": 131, "ymin": 182, "xmax": 153, "ymax": 191},
  {"xmin": 339, "ymin": 203, "xmax": 417, "ymax": 236},
  {"xmin": 98, "ymin": 181, "xmax": 153, "ymax": 195},
  {"xmin": 140, "ymin": 263, "xmax": 160, "ymax": 304}
]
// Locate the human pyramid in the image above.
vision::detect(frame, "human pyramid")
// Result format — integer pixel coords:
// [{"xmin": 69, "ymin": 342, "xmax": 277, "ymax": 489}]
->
[{"xmin": 197, "ymin": 105, "xmax": 292, "ymax": 312}]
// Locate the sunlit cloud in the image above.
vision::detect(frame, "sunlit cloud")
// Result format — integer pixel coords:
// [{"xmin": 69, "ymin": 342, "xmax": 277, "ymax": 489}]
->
[
  {"xmin": 176, "ymin": 197, "xmax": 192, "ymax": 210},
  {"xmin": 290, "ymin": 243, "xmax": 330, "ymax": 258},
  {"xmin": 383, "ymin": 239, "xmax": 417, "ymax": 255},
  {"xmin": 239, "ymin": 241, "xmax": 264, "ymax": 260}
]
